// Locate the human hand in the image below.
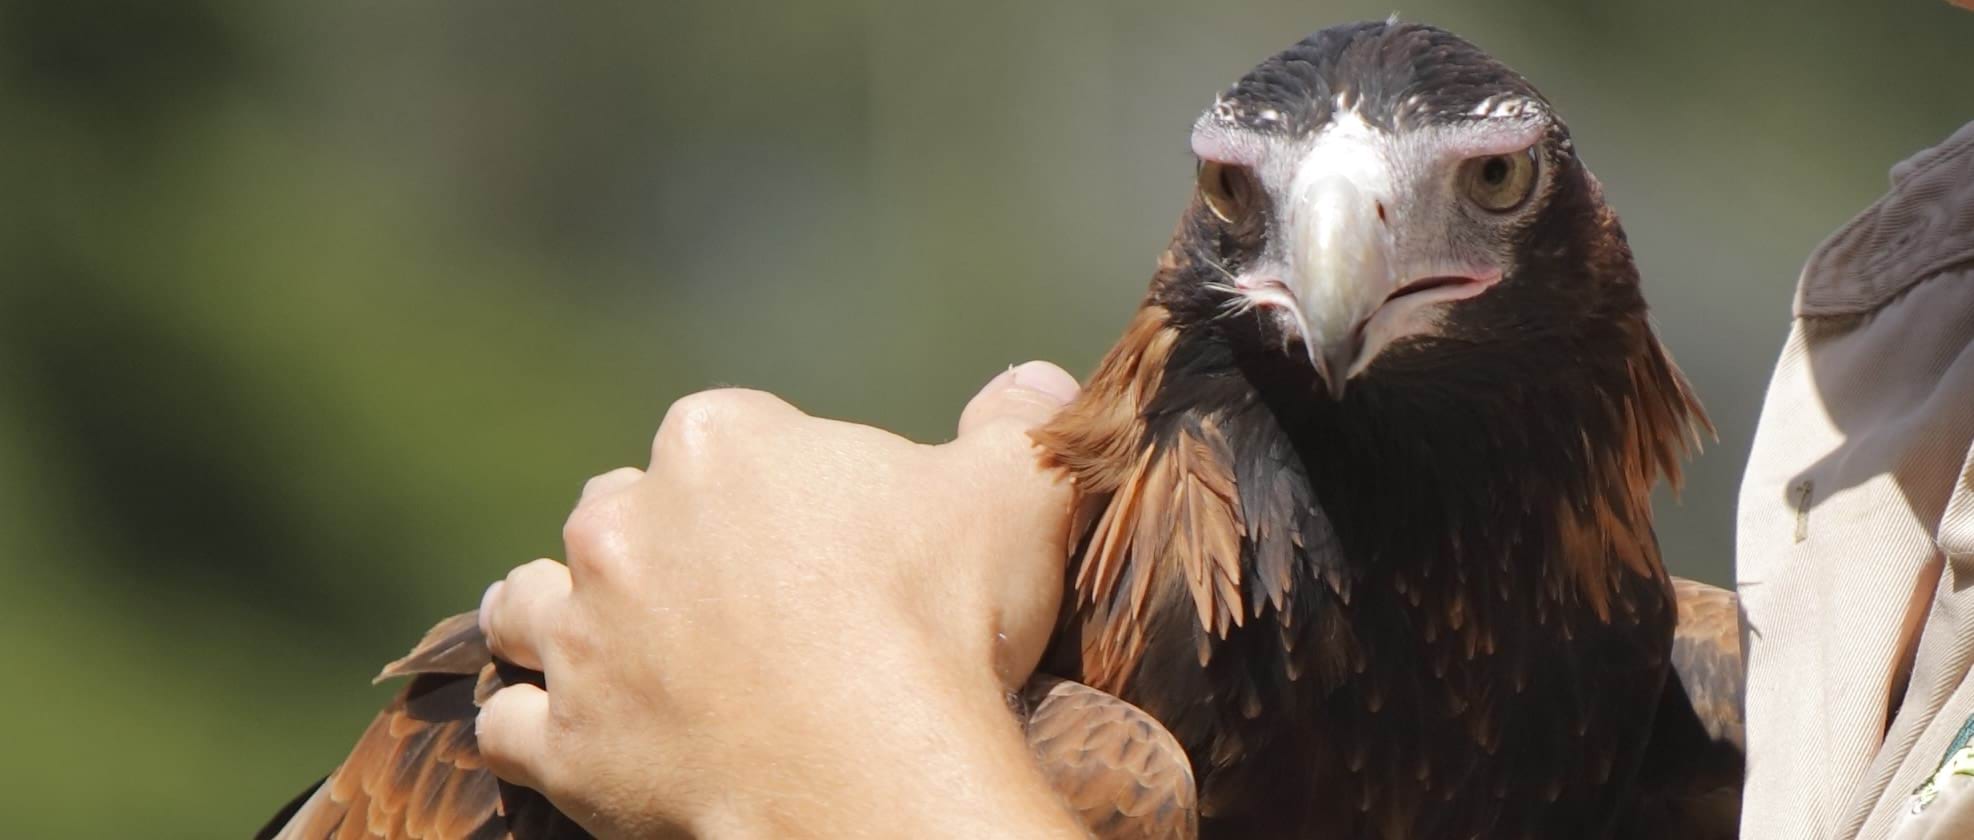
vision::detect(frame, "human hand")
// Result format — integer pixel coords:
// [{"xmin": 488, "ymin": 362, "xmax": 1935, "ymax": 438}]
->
[{"xmin": 472, "ymin": 362, "xmax": 1089, "ymax": 839}]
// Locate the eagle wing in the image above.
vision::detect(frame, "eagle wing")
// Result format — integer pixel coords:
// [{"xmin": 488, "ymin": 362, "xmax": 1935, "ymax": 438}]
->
[
  {"xmin": 263, "ymin": 615, "xmax": 1198, "ymax": 840},
  {"xmin": 1620, "ymin": 576, "xmax": 1744, "ymax": 839},
  {"xmin": 1668, "ymin": 576, "xmax": 1745, "ymax": 752},
  {"xmin": 256, "ymin": 612, "xmax": 588, "ymax": 840},
  {"xmin": 1022, "ymin": 677, "xmax": 1199, "ymax": 840}
]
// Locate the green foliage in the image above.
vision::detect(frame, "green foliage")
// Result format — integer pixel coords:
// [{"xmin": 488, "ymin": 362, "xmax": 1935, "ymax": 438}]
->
[{"xmin": 0, "ymin": 0, "xmax": 1967, "ymax": 834}]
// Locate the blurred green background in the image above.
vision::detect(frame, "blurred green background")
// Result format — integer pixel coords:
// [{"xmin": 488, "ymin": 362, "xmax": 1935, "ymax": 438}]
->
[{"xmin": 1, "ymin": 0, "xmax": 1966, "ymax": 835}]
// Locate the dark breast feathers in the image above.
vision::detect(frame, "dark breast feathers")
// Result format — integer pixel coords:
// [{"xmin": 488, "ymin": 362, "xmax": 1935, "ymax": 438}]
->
[{"xmin": 1032, "ymin": 298, "xmax": 1714, "ymax": 839}]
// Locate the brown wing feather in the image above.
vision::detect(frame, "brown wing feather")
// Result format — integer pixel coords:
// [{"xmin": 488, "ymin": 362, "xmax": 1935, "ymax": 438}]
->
[
  {"xmin": 1034, "ymin": 306, "xmax": 1248, "ymax": 686},
  {"xmin": 1669, "ymin": 576, "xmax": 1744, "ymax": 752},
  {"xmin": 374, "ymin": 612, "xmax": 490, "ymax": 682},
  {"xmin": 263, "ymin": 613, "xmax": 589, "ymax": 840},
  {"xmin": 1023, "ymin": 676, "xmax": 1198, "ymax": 840},
  {"xmin": 1619, "ymin": 577, "xmax": 1744, "ymax": 840}
]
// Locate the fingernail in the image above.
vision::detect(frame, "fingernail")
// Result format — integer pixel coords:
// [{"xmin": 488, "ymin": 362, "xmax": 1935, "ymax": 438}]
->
[
  {"xmin": 1007, "ymin": 360, "xmax": 1080, "ymax": 404},
  {"xmin": 983, "ymin": 364, "xmax": 1019, "ymax": 391}
]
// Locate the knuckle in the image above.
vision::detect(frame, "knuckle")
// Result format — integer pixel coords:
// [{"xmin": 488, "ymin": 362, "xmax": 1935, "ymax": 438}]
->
[
  {"xmin": 652, "ymin": 389, "xmax": 789, "ymax": 464},
  {"xmin": 488, "ymin": 559, "xmax": 566, "ymax": 651},
  {"xmin": 561, "ymin": 502, "xmax": 625, "ymax": 569},
  {"xmin": 500, "ymin": 558, "xmax": 546, "ymax": 596},
  {"xmin": 515, "ymin": 556, "xmax": 565, "ymax": 584},
  {"xmin": 659, "ymin": 390, "xmax": 742, "ymax": 448},
  {"xmin": 580, "ymin": 466, "xmax": 640, "ymax": 500}
]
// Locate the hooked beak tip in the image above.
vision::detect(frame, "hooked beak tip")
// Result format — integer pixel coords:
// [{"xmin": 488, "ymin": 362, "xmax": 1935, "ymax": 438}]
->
[
  {"xmin": 1309, "ymin": 345, "xmax": 1351, "ymax": 401},
  {"xmin": 1310, "ymin": 332, "xmax": 1360, "ymax": 402}
]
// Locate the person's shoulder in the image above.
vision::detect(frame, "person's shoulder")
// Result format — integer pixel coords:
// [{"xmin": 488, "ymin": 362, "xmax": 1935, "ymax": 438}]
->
[{"xmin": 1796, "ymin": 121, "xmax": 1974, "ymax": 319}]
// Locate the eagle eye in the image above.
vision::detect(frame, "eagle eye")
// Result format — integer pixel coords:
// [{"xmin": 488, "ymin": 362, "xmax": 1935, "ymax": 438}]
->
[
  {"xmin": 1197, "ymin": 161, "xmax": 1261, "ymax": 227},
  {"xmin": 1460, "ymin": 147, "xmax": 1539, "ymax": 213}
]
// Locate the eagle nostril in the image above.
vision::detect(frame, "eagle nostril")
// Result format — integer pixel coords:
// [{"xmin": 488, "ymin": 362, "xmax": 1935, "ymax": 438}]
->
[{"xmin": 1375, "ymin": 201, "xmax": 1388, "ymax": 225}]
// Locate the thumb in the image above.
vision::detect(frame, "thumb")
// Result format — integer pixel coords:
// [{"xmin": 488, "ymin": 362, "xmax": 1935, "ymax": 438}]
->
[
  {"xmin": 946, "ymin": 361, "xmax": 1080, "ymax": 689},
  {"xmin": 955, "ymin": 361, "xmax": 1081, "ymax": 440}
]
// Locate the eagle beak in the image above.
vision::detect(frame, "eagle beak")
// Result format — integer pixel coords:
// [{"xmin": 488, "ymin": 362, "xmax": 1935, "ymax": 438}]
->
[
  {"xmin": 1288, "ymin": 174, "xmax": 1396, "ymax": 399},
  {"xmin": 1278, "ymin": 171, "xmax": 1503, "ymax": 398}
]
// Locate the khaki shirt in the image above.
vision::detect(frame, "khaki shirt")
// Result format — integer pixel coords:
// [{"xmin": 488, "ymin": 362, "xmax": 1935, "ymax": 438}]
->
[{"xmin": 1737, "ymin": 120, "xmax": 1974, "ymax": 839}]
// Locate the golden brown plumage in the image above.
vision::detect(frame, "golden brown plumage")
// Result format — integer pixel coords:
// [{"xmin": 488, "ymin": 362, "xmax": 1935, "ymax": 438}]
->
[
  {"xmin": 1020, "ymin": 677, "xmax": 1198, "ymax": 840},
  {"xmin": 1037, "ymin": 304, "xmax": 1258, "ymax": 688},
  {"xmin": 263, "ymin": 614, "xmax": 586, "ymax": 840},
  {"xmin": 1670, "ymin": 577, "xmax": 1746, "ymax": 753}
]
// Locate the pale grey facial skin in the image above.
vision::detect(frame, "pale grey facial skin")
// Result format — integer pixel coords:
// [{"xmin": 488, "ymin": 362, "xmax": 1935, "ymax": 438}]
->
[{"xmin": 1191, "ymin": 100, "xmax": 1556, "ymax": 396}]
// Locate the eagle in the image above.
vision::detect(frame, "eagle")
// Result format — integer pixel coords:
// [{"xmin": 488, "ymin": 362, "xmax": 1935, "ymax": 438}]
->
[{"xmin": 260, "ymin": 20, "xmax": 1745, "ymax": 840}]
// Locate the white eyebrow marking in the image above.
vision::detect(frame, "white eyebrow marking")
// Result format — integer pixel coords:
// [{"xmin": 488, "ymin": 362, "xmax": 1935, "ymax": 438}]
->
[
  {"xmin": 1191, "ymin": 117, "xmax": 1269, "ymax": 167},
  {"xmin": 1470, "ymin": 95, "xmax": 1546, "ymax": 120},
  {"xmin": 1424, "ymin": 119, "xmax": 1547, "ymax": 163}
]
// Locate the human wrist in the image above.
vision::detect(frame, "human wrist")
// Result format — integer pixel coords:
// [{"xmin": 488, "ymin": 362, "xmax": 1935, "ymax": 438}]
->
[{"xmin": 688, "ymin": 640, "xmax": 1082, "ymax": 840}]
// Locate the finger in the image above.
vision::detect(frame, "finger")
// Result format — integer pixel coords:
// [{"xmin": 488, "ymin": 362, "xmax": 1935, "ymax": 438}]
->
[
  {"xmin": 479, "ymin": 558, "xmax": 573, "ymax": 671},
  {"xmin": 476, "ymin": 682, "xmax": 554, "ymax": 792},
  {"xmin": 948, "ymin": 359, "xmax": 1080, "ymax": 504},
  {"xmin": 945, "ymin": 364, "xmax": 1080, "ymax": 688},
  {"xmin": 580, "ymin": 466, "xmax": 644, "ymax": 504},
  {"xmin": 955, "ymin": 360, "xmax": 1081, "ymax": 440}
]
